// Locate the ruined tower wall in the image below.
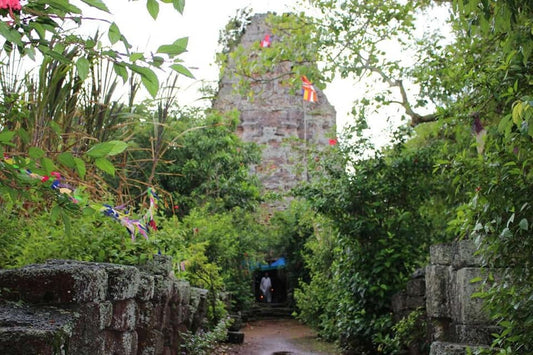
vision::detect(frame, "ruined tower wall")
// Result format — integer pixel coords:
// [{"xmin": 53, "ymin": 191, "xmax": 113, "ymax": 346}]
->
[{"xmin": 214, "ymin": 13, "xmax": 336, "ymax": 194}]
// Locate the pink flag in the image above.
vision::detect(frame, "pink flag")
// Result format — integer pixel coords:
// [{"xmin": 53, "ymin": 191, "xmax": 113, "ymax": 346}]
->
[{"xmin": 260, "ymin": 34, "xmax": 271, "ymax": 48}]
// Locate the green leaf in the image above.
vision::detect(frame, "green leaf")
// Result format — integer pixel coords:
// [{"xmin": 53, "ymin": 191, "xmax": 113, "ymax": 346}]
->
[
  {"xmin": 170, "ymin": 63, "xmax": 194, "ymax": 78},
  {"xmin": 106, "ymin": 141, "xmax": 128, "ymax": 156},
  {"xmin": 76, "ymin": 57, "xmax": 90, "ymax": 80},
  {"xmin": 519, "ymin": 218, "xmax": 529, "ymax": 231},
  {"xmin": 28, "ymin": 147, "xmax": 45, "ymax": 160},
  {"xmin": 173, "ymin": 0, "xmax": 185, "ymax": 13},
  {"xmin": 17, "ymin": 128, "xmax": 30, "ymax": 144},
  {"xmin": 61, "ymin": 208, "xmax": 72, "ymax": 236},
  {"xmin": 157, "ymin": 37, "xmax": 188, "ymax": 56},
  {"xmin": 49, "ymin": 121, "xmax": 62, "ymax": 136},
  {"xmin": 46, "ymin": 0, "xmax": 82, "ymax": 14},
  {"xmin": 108, "ymin": 22, "xmax": 121, "ymax": 44},
  {"xmin": 129, "ymin": 52, "xmax": 144, "ymax": 62},
  {"xmin": 0, "ymin": 22, "xmax": 23, "ymax": 47},
  {"xmin": 74, "ymin": 157, "xmax": 86, "ymax": 179},
  {"xmin": 470, "ymin": 276, "xmax": 482, "ymax": 283},
  {"xmin": 94, "ymin": 157, "xmax": 115, "ymax": 176},
  {"xmin": 113, "ymin": 63, "xmax": 129, "ymax": 83},
  {"xmin": 51, "ymin": 205, "xmax": 61, "ymax": 222},
  {"xmin": 41, "ymin": 157, "xmax": 57, "ymax": 175},
  {"xmin": 0, "ymin": 130, "xmax": 16, "ymax": 143},
  {"xmin": 80, "ymin": 0, "xmax": 110, "ymax": 12},
  {"xmin": 57, "ymin": 152, "xmax": 76, "ymax": 169},
  {"xmin": 512, "ymin": 101, "xmax": 524, "ymax": 125},
  {"xmin": 147, "ymin": 0, "xmax": 160, "ymax": 19},
  {"xmin": 86, "ymin": 140, "xmax": 128, "ymax": 158},
  {"xmin": 151, "ymin": 55, "xmax": 164, "ymax": 67},
  {"xmin": 130, "ymin": 65, "xmax": 159, "ymax": 97}
]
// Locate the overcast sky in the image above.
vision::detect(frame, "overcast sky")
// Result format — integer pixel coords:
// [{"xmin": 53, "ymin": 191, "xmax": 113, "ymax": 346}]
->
[
  {"xmin": 93, "ymin": 1, "xmax": 301, "ymax": 104},
  {"xmin": 80, "ymin": 0, "xmax": 449, "ymax": 147}
]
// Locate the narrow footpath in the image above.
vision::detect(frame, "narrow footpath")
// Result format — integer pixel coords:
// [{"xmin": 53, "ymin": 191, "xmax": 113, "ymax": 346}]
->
[{"xmin": 216, "ymin": 318, "xmax": 341, "ymax": 355}]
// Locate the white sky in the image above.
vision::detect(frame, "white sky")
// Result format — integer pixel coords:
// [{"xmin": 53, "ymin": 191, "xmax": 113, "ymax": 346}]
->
[
  {"xmin": 95, "ymin": 0, "xmax": 302, "ymax": 103},
  {"xmin": 80, "ymin": 0, "xmax": 449, "ymax": 148}
]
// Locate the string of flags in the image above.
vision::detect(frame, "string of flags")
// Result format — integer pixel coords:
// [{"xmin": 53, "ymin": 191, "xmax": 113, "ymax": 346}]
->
[
  {"xmin": 2, "ymin": 154, "xmax": 158, "ymax": 241},
  {"xmin": 100, "ymin": 187, "xmax": 158, "ymax": 241}
]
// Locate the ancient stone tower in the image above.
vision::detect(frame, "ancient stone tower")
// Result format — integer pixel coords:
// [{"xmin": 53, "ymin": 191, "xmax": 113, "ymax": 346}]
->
[{"xmin": 214, "ymin": 13, "xmax": 336, "ymax": 195}]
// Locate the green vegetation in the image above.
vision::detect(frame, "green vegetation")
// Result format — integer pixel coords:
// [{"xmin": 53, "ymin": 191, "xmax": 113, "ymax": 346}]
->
[{"xmin": 1, "ymin": 0, "xmax": 533, "ymax": 354}]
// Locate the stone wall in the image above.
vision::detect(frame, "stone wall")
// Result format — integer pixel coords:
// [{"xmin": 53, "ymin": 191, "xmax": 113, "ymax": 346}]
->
[
  {"xmin": 426, "ymin": 240, "xmax": 497, "ymax": 354},
  {"xmin": 393, "ymin": 240, "xmax": 498, "ymax": 354},
  {"xmin": 0, "ymin": 257, "xmax": 207, "ymax": 355},
  {"xmin": 214, "ymin": 13, "xmax": 337, "ymax": 195}
]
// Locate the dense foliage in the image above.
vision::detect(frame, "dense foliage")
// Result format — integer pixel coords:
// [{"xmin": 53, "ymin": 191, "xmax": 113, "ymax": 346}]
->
[
  {"xmin": 218, "ymin": 0, "xmax": 533, "ymax": 353},
  {"xmin": 0, "ymin": 0, "xmax": 267, "ymax": 331},
  {"xmin": 2, "ymin": 0, "xmax": 533, "ymax": 354}
]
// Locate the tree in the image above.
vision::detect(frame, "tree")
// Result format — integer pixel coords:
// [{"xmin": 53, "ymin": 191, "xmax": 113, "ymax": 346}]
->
[
  {"xmin": 0, "ymin": 0, "xmax": 194, "ymax": 222},
  {"xmin": 153, "ymin": 108, "xmax": 262, "ymax": 215}
]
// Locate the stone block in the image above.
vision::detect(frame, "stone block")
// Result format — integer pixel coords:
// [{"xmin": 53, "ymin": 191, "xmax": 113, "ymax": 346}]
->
[
  {"xmin": 452, "ymin": 268, "xmax": 489, "ymax": 324},
  {"xmin": 0, "ymin": 261, "xmax": 107, "ymax": 304},
  {"xmin": 104, "ymin": 265, "xmax": 140, "ymax": 301},
  {"xmin": 430, "ymin": 341, "xmax": 490, "ymax": 355},
  {"xmin": 428, "ymin": 318, "xmax": 452, "ymax": 342},
  {"xmin": 176, "ymin": 280, "xmax": 191, "ymax": 305},
  {"xmin": 0, "ymin": 303, "xmax": 74, "ymax": 354},
  {"xmin": 137, "ymin": 302, "xmax": 155, "ymax": 329},
  {"xmin": 0, "ymin": 328, "xmax": 67, "ymax": 355},
  {"xmin": 430, "ymin": 244, "xmax": 453, "ymax": 265},
  {"xmin": 226, "ymin": 331, "xmax": 245, "ymax": 344},
  {"xmin": 453, "ymin": 324, "xmax": 499, "ymax": 345},
  {"xmin": 105, "ymin": 330, "xmax": 138, "ymax": 355},
  {"xmin": 425, "ymin": 265, "xmax": 451, "ymax": 318},
  {"xmin": 136, "ymin": 273, "xmax": 155, "ymax": 301},
  {"xmin": 69, "ymin": 311, "xmax": 107, "ymax": 355},
  {"xmin": 137, "ymin": 329, "xmax": 164, "ymax": 355},
  {"xmin": 151, "ymin": 303, "xmax": 167, "ymax": 330},
  {"xmin": 138, "ymin": 255, "xmax": 173, "ymax": 277},
  {"xmin": 77, "ymin": 301, "xmax": 112, "ymax": 330},
  {"xmin": 406, "ymin": 295, "xmax": 425, "ymax": 309},
  {"xmin": 189, "ymin": 288, "xmax": 208, "ymax": 332},
  {"xmin": 412, "ymin": 267, "xmax": 426, "ymax": 279},
  {"xmin": 452, "ymin": 240, "xmax": 482, "ymax": 269},
  {"xmin": 153, "ymin": 276, "xmax": 173, "ymax": 301},
  {"xmin": 406, "ymin": 278, "xmax": 426, "ymax": 297},
  {"xmin": 391, "ymin": 291, "xmax": 407, "ymax": 314},
  {"xmin": 109, "ymin": 300, "xmax": 138, "ymax": 331}
]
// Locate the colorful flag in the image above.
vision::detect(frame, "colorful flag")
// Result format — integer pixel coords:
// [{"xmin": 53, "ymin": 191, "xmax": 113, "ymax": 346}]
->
[
  {"xmin": 301, "ymin": 76, "xmax": 317, "ymax": 103},
  {"xmin": 260, "ymin": 34, "xmax": 271, "ymax": 48}
]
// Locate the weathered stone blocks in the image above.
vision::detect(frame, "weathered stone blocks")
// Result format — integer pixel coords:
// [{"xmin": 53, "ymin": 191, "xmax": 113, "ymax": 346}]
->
[
  {"xmin": 0, "ymin": 258, "xmax": 208, "ymax": 355},
  {"xmin": 425, "ymin": 265, "xmax": 450, "ymax": 319},
  {"xmin": 426, "ymin": 240, "xmax": 498, "ymax": 351},
  {"xmin": 105, "ymin": 330, "xmax": 138, "ymax": 355},
  {"xmin": 395, "ymin": 240, "xmax": 501, "ymax": 353},
  {"xmin": 429, "ymin": 341, "xmax": 490, "ymax": 355},
  {"xmin": 106, "ymin": 265, "xmax": 140, "ymax": 301},
  {"xmin": 110, "ymin": 299, "xmax": 138, "ymax": 331},
  {"xmin": 213, "ymin": 13, "xmax": 336, "ymax": 197},
  {"xmin": 0, "ymin": 261, "xmax": 107, "ymax": 304}
]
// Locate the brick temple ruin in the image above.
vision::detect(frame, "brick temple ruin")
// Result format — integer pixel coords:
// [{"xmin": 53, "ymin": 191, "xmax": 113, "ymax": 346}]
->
[{"xmin": 213, "ymin": 13, "xmax": 337, "ymax": 195}]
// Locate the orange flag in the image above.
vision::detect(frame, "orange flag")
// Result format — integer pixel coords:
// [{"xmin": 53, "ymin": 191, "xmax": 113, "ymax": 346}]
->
[{"xmin": 301, "ymin": 76, "xmax": 317, "ymax": 103}]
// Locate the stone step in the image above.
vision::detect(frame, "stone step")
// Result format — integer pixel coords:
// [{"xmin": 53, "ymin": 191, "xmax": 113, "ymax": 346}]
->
[{"xmin": 246, "ymin": 303, "xmax": 294, "ymax": 320}]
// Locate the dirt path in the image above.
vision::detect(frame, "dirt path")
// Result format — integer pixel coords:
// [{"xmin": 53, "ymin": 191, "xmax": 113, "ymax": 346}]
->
[{"xmin": 216, "ymin": 318, "xmax": 340, "ymax": 355}]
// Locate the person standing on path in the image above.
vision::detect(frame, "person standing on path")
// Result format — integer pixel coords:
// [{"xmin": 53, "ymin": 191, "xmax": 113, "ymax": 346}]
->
[{"xmin": 260, "ymin": 272, "xmax": 272, "ymax": 303}]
